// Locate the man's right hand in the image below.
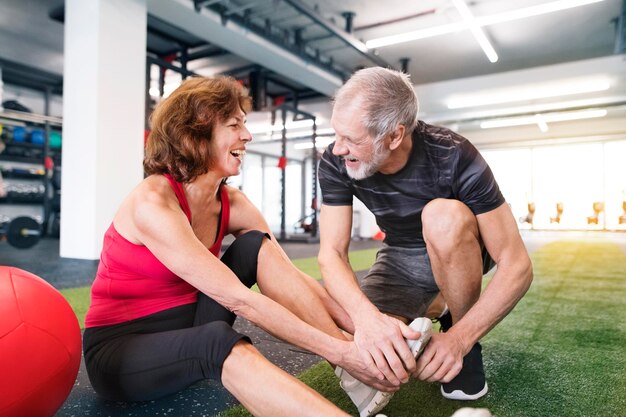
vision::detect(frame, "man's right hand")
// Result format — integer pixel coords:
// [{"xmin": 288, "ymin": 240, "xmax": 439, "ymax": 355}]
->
[
  {"xmin": 352, "ymin": 311, "xmax": 423, "ymax": 386},
  {"xmin": 337, "ymin": 340, "xmax": 402, "ymax": 392}
]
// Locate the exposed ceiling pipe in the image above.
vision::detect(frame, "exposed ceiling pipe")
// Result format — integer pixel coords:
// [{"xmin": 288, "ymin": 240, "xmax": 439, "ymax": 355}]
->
[
  {"xmin": 355, "ymin": 8, "xmax": 438, "ymax": 31},
  {"xmin": 148, "ymin": 0, "xmax": 343, "ymax": 96},
  {"xmin": 303, "ymin": 8, "xmax": 437, "ymax": 45},
  {"xmin": 341, "ymin": 12, "xmax": 356, "ymax": 33},
  {"xmin": 280, "ymin": 0, "xmax": 393, "ymax": 69},
  {"xmin": 400, "ymin": 58, "xmax": 410, "ymax": 74}
]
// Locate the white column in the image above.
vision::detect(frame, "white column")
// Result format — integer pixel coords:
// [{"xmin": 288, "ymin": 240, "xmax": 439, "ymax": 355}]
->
[{"xmin": 61, "ymin": 0, "xmax": 146, "ymax": 259}]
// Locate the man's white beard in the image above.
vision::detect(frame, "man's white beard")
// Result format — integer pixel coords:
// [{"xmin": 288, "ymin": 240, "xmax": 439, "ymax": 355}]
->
[{"xmin": 345, "ymin": 142, "xmax": 390, "ymax": 180}]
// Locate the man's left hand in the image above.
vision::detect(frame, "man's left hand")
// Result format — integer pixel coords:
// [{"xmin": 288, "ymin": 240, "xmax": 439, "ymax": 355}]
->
[{"xmin": 412, "ymin": 332, "xmax": 466, "ymax": 382}]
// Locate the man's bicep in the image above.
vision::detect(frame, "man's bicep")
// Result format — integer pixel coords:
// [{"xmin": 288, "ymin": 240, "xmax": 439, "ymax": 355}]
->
[
  {"xmin": 455, "ymin": 141, "xmax": 505, "ymax": 214},
  {"xmin": 319, "ymin": 204, "xmax": 353, "ymax": 256},
  {"xmin": 476, "ymin": 203, "xmax": 527, "ymax": 265}
]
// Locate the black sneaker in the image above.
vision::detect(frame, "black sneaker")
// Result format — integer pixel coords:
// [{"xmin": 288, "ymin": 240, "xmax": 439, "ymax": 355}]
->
[
  {"xmin": 435, "ymin": 310, "xmax": 453, "ymax": 333},
  {"xmin": 441, "ymin": 343, "xmax": 488, "ymax": 400}
]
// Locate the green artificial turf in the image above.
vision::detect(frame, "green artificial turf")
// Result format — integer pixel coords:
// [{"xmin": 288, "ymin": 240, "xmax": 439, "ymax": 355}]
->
[
  {"xmin": 59, "ymin": 248, "xmax": 379, "ymax": 329},
  {"xmin": 59, "ymin": 241, "xmax": 625, "ymax": 416},
  {"xmin": 59, "ymin": 285, "xmax": 91, "ymax": 329},
  {"xmin": 216, "ymin": 241, "xmax": 626, "ymax": 417}
]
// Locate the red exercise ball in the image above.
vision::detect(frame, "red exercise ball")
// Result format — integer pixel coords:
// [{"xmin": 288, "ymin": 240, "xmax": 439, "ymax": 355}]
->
[{"xmin": 0, "ymin": 266, "xmax": 81, "ymax": 417}]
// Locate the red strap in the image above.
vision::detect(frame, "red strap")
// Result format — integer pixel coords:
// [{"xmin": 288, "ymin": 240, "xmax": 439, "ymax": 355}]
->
[
  {"xmin": 163, "ymin": 174, "xmax": 192, "ymax": 223},
  {"xmin": 215, "ymin": 184, "xmax": 230, "ymax": 246},
  {"xmin": 206, "ymin": 184, "xmax": 230, "ymax": 255}
]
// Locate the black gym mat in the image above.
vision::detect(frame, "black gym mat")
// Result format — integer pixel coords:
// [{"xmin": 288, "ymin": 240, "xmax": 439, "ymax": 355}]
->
[{"xmin": 1, "ymin": 236, "xmax": 381, "ymax": 417}]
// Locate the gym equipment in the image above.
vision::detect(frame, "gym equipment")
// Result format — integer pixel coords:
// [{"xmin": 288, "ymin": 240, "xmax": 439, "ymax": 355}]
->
[
  {"xmin": 0, "ymin": 216, "xmax": 42, "ymax": 249},
  {"xmin": 12, "ymin": 126, "xmax": 26, "ymax": 143},
  {"xmin": 30, "ymin": 129, "xmax": 45, "ymax": 145},
  {"xmin": 586, "ymin": 201, "xmax": 604, "ymax": 225},
  {"xmin": 2, "ymin": 99, "xmax": 32, "ymax": 113},
  {"xmin": 0, "ymin": 266, "xmax": 81, "ymax": 417},
  {"xmin": 49, "ymin": 131, "xmax": 62, "ymax": 149},
  {"xmin": 519, "ymin": 202, "xmax": 535, "ymax": 226},
  {"xmin": 274, "ymin": 104, "xmax": 319, "ymax": 242},
  {"xmin": 550, "ymin": 202, "xmax": 564, "ymax": 224}
]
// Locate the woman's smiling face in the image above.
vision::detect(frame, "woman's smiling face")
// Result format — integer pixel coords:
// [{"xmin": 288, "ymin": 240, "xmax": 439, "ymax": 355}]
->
[{"xmin": 209, "ymin": 109, "xmax": 252, "ymax": 177}]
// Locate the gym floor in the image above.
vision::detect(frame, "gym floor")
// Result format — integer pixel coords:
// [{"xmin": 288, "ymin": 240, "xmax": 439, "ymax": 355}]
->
[
  {"xmin": 0, "ymin": 235, "xmax": 382, "ymax": 417},
  {"xmin": 1, "ymin": 231, "xmax": 624, "ymax": 417}
]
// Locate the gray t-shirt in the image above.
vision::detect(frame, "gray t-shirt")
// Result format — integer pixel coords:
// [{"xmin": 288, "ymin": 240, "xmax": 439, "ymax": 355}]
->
[{"xmin": 318, "ymin": 121, "xmax": 505, "ymax": 248}]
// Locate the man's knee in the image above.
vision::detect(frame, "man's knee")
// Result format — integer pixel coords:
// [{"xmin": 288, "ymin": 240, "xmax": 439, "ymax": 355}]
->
[{"xmin": 422, "ymin": 199, "xmax": 478, "ymax": 248}]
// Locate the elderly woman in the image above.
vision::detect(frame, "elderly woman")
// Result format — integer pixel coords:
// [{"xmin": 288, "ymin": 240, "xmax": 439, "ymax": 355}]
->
[{"xmin": 81, "ymin": 76, "xmax": 425, "ymax": 417}]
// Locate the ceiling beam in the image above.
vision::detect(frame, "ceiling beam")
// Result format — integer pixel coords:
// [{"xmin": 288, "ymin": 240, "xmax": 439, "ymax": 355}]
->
[
  {"xmin": 281, "ymin": 0, "xmax": 393, "ymax": 69},
  {"xmin": 615, "ymin": 0, "xmax": 626, "ymax": 54},
  {"xmin": 147, "ymin": 0, "xmax": 343, "ymax": 96}
]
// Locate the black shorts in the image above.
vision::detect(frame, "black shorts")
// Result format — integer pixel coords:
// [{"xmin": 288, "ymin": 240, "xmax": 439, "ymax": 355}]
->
[
  {"xmin": 361, "ymin": 243, "xmax": 495, "ymax": 319},
  {"xmin": 82, "ymin": 230, "xmax": 269, "ymax": 402}
]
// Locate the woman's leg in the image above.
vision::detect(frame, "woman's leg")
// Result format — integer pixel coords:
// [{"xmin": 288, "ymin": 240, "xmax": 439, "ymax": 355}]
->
[
  {"xmin": 222, "ymin": 341, "xmax": 350, "ymax": 417},
  {"xmin": 216, "ymin": 231, "xmax": 352, "ymax": 339},
  {"xmin": 87, "ymin": 322, "xmax": 349, "ymax": 416},
  {"xmin": 250, "ymin": 236, "xmax": 349, "ymax": 341},
  {"xmin": 193, "ymin": 234, "xmax": 350, "ymax": 416},
  {"xmin": 193, "ymin": 231, "xmax": 267, "ymax": 327},
  {"xmin": 84, "ymin": 313, "xmax": 249, "ymax": 402}
]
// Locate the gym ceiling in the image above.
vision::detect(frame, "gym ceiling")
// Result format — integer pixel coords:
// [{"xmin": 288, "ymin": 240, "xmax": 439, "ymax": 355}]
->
[{"xmin": 0, "ymin": 0, "xmax": 624, "ymax": 138}]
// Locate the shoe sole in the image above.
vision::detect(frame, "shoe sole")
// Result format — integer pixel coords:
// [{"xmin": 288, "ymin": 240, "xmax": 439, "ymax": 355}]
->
[
  {"xmin": 361, "ymin": 391, "xmax": 394, "ymax": 417},
  {"xmin": 407, "ymin": 317, "xmax": 432, "ymax": 358},
  {"xmin": 441, "ymin": 382, "xmax": 489, "ymax": 400},
  {"xmin": 335, "ymin": 367, "xmax": 394, "ymax": 417},
  {"xmin": 362, "ymin": 318, "xmax": 432, "ymax": 417}
]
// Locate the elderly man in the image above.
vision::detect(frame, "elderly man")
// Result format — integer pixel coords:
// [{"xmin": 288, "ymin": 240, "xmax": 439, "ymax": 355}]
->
[{"xmin": 318, "ymin": 67, "xmax": 532, "ymax": 410}]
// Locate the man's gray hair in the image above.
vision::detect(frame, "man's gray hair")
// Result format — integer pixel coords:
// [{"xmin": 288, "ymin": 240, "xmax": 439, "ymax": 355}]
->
[{"xmin": 334, "ymin": 67, "xmax": 419, "ymax": 142}]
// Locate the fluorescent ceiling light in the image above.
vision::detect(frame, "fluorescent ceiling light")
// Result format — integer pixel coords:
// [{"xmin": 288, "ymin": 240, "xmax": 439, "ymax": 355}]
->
[
  {"xmin": 534, "ymin": 114, "xmax": 549, "ymax": 132},
  {"xmin": 365, "ymin": 0, "xmax": 606, "ymax": 49},
  {"xmin": 475, "ymin": 0, "xmax": 606, "ymax": 26},
  {"xmin": 446, "ymin": 79, "xmax": 611, "ymax": 109},
  {"xmin": 424, "ymin": 96, "xmax": 626, "ymax": 125},
  {"xmin": 480, "ymin": 109, "xmax": 607, "ymax": 129},
  {"xmin": 149, "ymin": 82, "xmax": 182, "ymax": 98},
  {"xmin": 452, "ymin": 0, "xmax": 498, "ymax": 63},
  {"xmin": 440, "ymin": 96, "xmax": 625, "ymax": 120},
  {"xmin": 253, "ymin": 127, "xmax": 335, "ymax": 141},
  {"xmin": 294, "ymin": 137, "xmax": 335, "ymax": 150},
  {"xmin": 314, "ymin": 128, "xmax": 335, "ymax": 136},
  {"xmin": 247, "ymin": 119, "xmax": 315, "ymax": 135},
  {"xmin": 366, "ymin": 22, "xmax": 465, "ymax": 49}
]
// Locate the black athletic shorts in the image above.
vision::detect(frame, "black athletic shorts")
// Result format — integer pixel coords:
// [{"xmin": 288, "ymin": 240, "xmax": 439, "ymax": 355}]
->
[{"xmin": 83, "ymin": 230, "xmax": 269, "ymax": 402}]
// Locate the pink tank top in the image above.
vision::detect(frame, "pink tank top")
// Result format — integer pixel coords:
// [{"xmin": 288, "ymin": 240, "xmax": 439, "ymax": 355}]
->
[{"xmin": 84, "ymin": 175, "xmax": 230, "ymax": 328}]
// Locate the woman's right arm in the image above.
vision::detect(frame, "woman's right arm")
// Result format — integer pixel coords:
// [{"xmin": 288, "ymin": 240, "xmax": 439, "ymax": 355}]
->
[{"xmin": 129, "ymin": 187, "xmax": 357, "ymax": 369}]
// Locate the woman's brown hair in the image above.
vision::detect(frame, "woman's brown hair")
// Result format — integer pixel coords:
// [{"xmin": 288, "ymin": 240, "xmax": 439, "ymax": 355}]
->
[{"xmin": 144, "ymin": 76, "xmax": 252, "ymax": 183}]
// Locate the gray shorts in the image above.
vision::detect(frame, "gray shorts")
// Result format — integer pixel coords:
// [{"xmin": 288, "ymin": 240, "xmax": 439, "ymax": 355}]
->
[{"xmin": 360, "ymin": 243, "xmax": 495, "ymax": 320}]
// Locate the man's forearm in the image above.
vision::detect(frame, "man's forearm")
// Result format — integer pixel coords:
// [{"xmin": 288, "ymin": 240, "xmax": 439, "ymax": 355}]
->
[
  {"xmin": 237, "ymin": 290, "xmax": 349, "ymax": 364},
  {"xmin": 448, "ymin": 259, "xmax": 533, "ymax": 353},
  {"xmin": 319, "ymin": 254, "xmax": 380, "ymax": 324}
]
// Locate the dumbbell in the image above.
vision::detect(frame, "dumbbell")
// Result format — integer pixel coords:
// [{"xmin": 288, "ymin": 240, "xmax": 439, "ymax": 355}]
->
[{"xmin": 0, "ymin": 216, "xmax": 42, "ymax": 249}]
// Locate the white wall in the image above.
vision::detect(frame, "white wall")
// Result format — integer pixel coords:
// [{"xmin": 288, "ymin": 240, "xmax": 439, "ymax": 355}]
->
[{"xmin": 60, "ymin": 0, "xmax": 147, "ymax": 260}]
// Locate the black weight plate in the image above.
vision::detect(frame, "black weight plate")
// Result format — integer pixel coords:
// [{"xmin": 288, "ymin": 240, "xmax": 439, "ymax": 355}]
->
[{"xmin": 7, "ymin": 216, "xmax": 41, "ymax": 249}]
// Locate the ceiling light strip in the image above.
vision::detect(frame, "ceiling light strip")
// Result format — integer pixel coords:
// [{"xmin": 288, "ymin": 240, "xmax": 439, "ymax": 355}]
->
[
  {"xmin": 475, "ymin": 0, "xmax": 606, "ymax": 27},
  {"xmin": 446, "ymin": 79, "xmax": 611, "ymax": 109},
  {"xmin": 365, "ymin": 22, "xmax": 465, "ymax": 48},
  {"xmin": 452, "ymin": 0, "xmax": 499, "ymax": 63},
  {"xmin": 365, "ymin": 0, "xmax": 606, "ymax": 49},
  {"xmin": 480, "ymin": 109, "xmax": 607, "ymax": 129}
]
